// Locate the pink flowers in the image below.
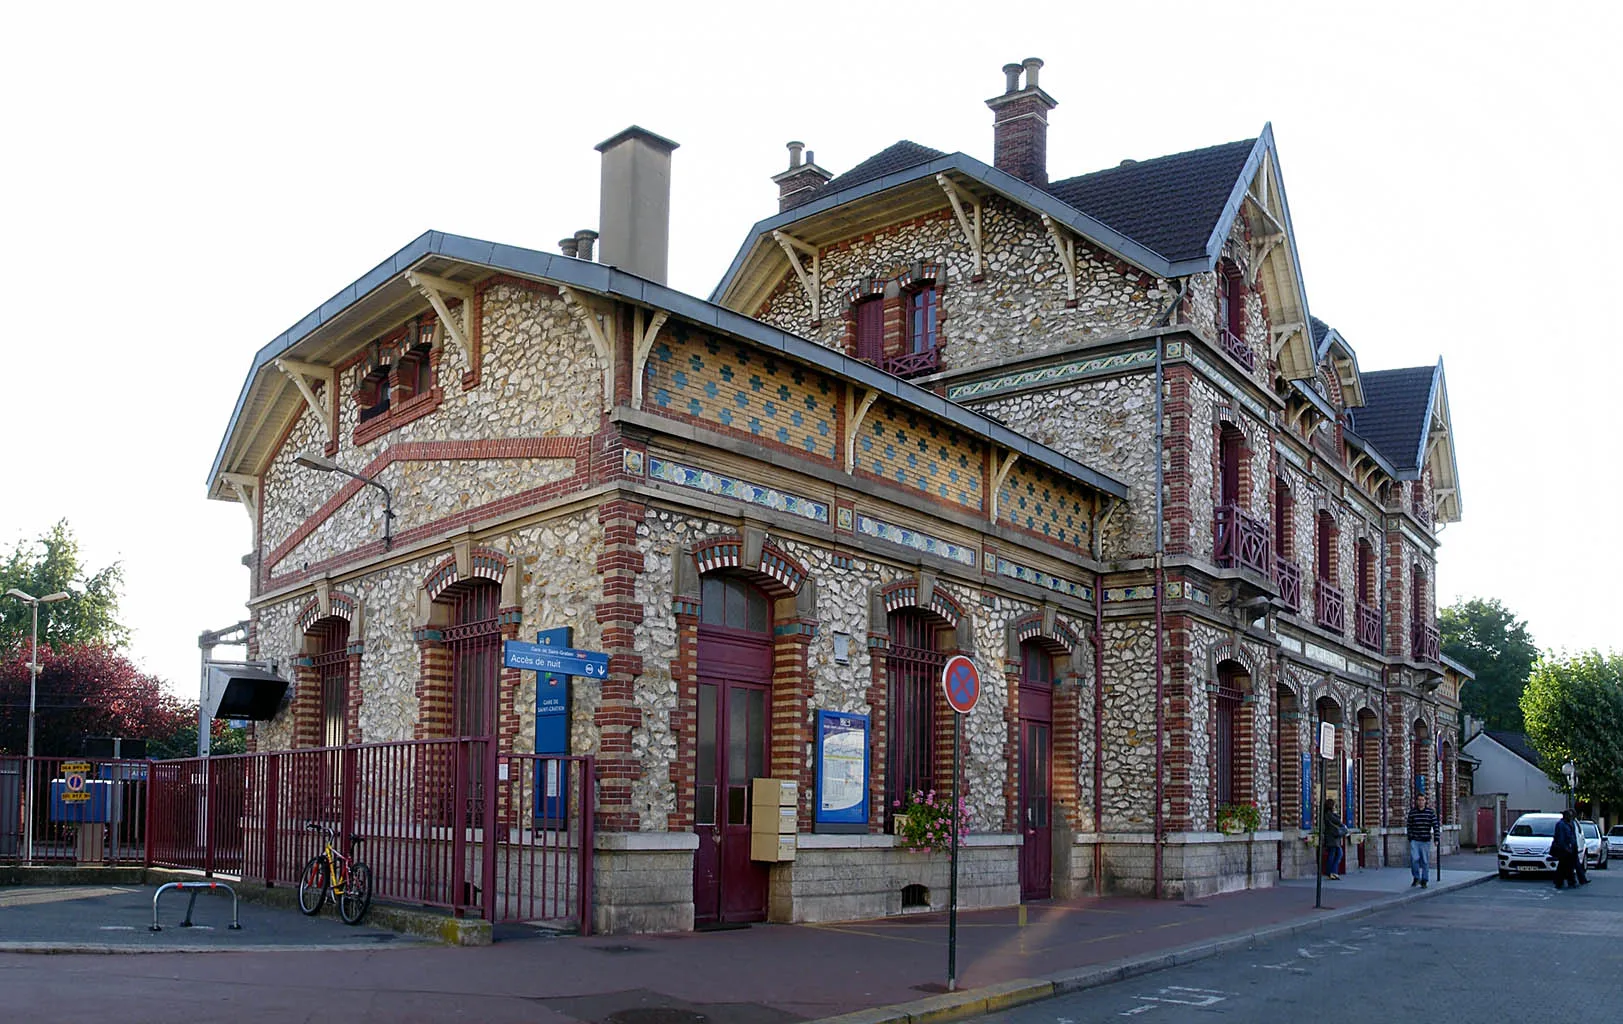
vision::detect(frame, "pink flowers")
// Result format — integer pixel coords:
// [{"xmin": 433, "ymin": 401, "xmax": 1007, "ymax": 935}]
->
[{"xmin": 895, "ymin": 788, "xmax": 973, "ymax": 854}]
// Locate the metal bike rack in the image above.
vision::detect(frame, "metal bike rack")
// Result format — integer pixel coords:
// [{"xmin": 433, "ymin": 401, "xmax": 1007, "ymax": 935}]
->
[{"xmin": 150, "ymin": 880, "xmax": 243, "ymax": 932}]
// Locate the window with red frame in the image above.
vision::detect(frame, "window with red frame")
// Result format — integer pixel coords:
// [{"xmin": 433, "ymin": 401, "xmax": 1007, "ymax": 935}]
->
[
  {"xmin": 1214, "ymin": 664, "xmax": 1243, "ymax": 805},
  {"xmin": 906, "ymin": 286, "xmax": 937, "ymax": 355},
  {"xmin": 1316, "ymin": 511, "xmax": 1336, "ymax": 582},
  {"xmin": 1217, "ymin": 262, "xmax": 1245, "ymax": 342}
]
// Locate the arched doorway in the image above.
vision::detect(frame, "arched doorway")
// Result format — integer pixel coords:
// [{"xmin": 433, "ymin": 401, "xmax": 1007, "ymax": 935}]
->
[
  {"xmin": 1313, "ymin": 696, "xmax": 1344, "ymax": 831},
  {"xmin": 1018, "ymin": 640, "xmax": 1055, "ymax": 900},
  {"xmin": 693, "ymin": 574, "xmax": 773, "ymax": 926},
  {"xmin": 1412, "ymin": 719, "xmax": 1433, "ymax": 800}
]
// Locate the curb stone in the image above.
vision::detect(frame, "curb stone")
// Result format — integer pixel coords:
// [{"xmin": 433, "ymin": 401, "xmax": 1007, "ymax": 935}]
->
[{"xmin": 810, "ymin": 872, "xmax": 1494, "ymax": 1024}]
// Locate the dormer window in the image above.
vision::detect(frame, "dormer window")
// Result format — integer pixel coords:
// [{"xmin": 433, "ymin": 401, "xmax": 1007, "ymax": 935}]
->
[{"xmin": 351, "ymin": 314, "xmax": 444, "ymax": 444}]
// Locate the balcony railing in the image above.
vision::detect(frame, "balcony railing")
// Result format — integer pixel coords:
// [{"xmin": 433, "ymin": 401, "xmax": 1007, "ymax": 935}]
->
[
  {"xmin": 1316, "ymin": 579, "xmax": 1346, "ymax": 633},
  {"xmin": 1215, "ymin": 504, "xmax": 1271, "ymax": 577},
  {"xmin": 1412, "ymin": 619, "xmax": 1441, "ymax": 663},
  {"xmin": 1355, "ymin": 602, "xmax": 1382, "ymax": 651},
  {"xmin": 1411, "ymin": 489, "xmax": 1432, "ymax": 527},
  {"xmin": 1219, "ymin": 329, "xmax": 1255, "ymax": 371},
  {"xmin": 883, "ymin": 347, "xmax": 939, "ymax": 379},
  {"xmin": 1274, "ymin": 557, "xmax": 1301, "ymax": 611}
]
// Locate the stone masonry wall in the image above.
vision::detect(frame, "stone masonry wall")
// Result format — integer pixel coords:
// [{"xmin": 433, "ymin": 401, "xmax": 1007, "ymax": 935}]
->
[{"xmin": 753, "ymin": 198, "xmax": 1166, "ymax": 373}]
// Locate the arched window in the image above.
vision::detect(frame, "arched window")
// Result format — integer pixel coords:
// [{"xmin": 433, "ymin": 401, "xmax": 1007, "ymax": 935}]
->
[
  {"xmin": 1411, "ymin": 565, "xmax": 1428, "ymax": 623},
  {"xmin": 700, "ymin": 575, "xmax": 770, "ymax": 633},
  {"xmin": 1357, "ymin": 540, "xmax": 1376, "ymax": 605},
  {"xmin": 1316, "ymin": 511, "xmax": 1336, "ymax": 583},
  {"xmin": 447, "ymin": 580, "xmax": 501, "ymax": 739},
  {"xmin": 886, "ymin": 609, "xmax": 946, "ymax": 821},
  {"xmin": 855, "ymin": 298, "xmax": 884, "ymax": 364},
  {"xmin": 311, "ymin": 618, "xmax": 350, "ymax": 748},
  {"xmin": 1274, "ymin": 478, "xmax": 1293, "ymax": 559}
]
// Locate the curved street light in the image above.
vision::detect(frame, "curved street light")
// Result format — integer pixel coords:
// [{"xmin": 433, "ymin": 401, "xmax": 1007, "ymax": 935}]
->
[
  {"xmin": 4, "ymin": 587, "xmax": 71, "ymax": 866},
  {"xmin": 293, "ymin": 452, "xmax": 396, "ymax": 550}
]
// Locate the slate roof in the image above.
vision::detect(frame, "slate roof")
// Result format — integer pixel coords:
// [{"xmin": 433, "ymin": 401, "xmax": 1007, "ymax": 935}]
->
[
  {"xmin": 1310, "ymin": 316, "xmax": 1330, "ymax": 348},
  {"xmin": 1484, "ymin": 731, "xmax": 1543, "ymax": 768},
  {"xmin": 1350, "ymin": 365, "xmax": 1435, "ymax": 472},
  {"xmin": 823, "ymin": 141, "xmax": 945, "ymax": 194},
  {"xmin": 1043, "ymin": 139, "xmax": 1257, "ymax": 263}
]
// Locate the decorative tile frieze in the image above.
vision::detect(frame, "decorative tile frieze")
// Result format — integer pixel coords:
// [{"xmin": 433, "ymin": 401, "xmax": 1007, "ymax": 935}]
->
[
  {"xmin": 1103, "ymin": 585, "xmax": 1157, "ymax": 602},
  {"xmin": 946, "ymin": 347, "xmax": 1156, "ymax": 401},
  {"xmin": 648, "ymin": 457, "xmax": 829, "ymax": 523},
  {"xmin": 1164, "ymin": 581, "xmax": 1211, "ymax": 606},
  {"xmin": 855, "ymin": 514, "xmax": 976, "ymax": 566},
  {"xmin": 995, "ymin": 558, "xmax": 1093, "ymax": 601},
  {"xmin": 622, "ymin": 448, "xmax": 645, "ymax": 476}
]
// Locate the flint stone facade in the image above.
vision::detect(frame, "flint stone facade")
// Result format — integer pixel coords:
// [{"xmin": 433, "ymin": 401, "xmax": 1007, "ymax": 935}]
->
[{"xmin": 212, "ymin": 70, "xmax": 1463, "ymax": 932}]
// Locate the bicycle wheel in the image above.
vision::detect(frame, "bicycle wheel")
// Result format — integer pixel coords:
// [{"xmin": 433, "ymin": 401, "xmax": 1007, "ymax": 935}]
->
[
  {"xmin": 339, "ymin": 861, "xmax": 372, "ymax": 925},
  {"xmin": 297, "ymin": 855, "xmax": 330, "ymax": 915}
]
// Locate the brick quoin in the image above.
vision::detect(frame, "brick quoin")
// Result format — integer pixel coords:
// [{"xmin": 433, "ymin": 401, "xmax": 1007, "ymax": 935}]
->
[{"xmin": 593, "ymin": 498, "xmax": 647, "ymax": 831}]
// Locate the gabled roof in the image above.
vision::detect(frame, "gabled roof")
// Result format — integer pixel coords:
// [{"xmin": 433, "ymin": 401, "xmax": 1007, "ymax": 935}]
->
[
  {"xmin": 1044, "ymin": 139, "xmax": 1256, "ymax": 264},
  {"xmin": 1309, "ymin": 316, "xmax": 1365, "ymax": 408},
  {"xmin": 1482, "ymin": 731, "xmax": 1543, "ymax": 769},
  {"xmin": 823, "ymin": 141, "xmax": 945, "ymax": 194},
  {"xmin": 208, "ymin": 231, "xmax": 1129, "ymax": 505},
  {"xmin": 1353, "ymin": 366, "xmax": 1437, "ymax": 473},
  {"xmin": 711, "ymin": 125, "xmax": 1320, "ymax": 380}
]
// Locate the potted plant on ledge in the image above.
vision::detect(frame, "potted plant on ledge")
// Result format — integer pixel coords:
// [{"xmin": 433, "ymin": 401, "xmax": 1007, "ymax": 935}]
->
[
  {"xmin": 1216, "ymin": 802, "xmax": 1262, "ymax": 836},
  {"xmin": 894, "ymin": 790, "xmax": 972, "ymax": 854}
]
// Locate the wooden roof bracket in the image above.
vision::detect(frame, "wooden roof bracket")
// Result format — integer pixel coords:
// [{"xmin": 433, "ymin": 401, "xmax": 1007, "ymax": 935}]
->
[
  {"xmin": 630, "ymin": 308, "xmax": 670, "ymax": 410},
  {"xmin": 272, "ymin": 358, "xmax": 334, "ymax": 437},
  {"xmin": 936, "ymin": 174, "xmax": 984, "ymax": 279},
  {"xmin": 559, "ymin": 286, "xmax": 616, "ymax": 410},
  {"xmin": 1271, "ymin": 321, "xmax": 1305, "ymax": 358},
  {"xmin": 1245, "ymin": 186, "xmax": 1287, "ymax": 237},
  {"xmin": 1040, "ymin": 214, "xmax": 1078, "ymax": 305},
  {"xmin": 219, "ymin": 473, "xmax": 259, "ymax": 524},
  {"xmin": 844, "ymin": 387, "xmax": 880, "ymax": 473},
  {"xmin": 404, "ymin": 271, "xmax": 473, "ymax": 364},
  {"xmin": 988, "ymin": 451, "xmax": 1020, "ymax": 524},
  {"xmin": 1247, "ymin": 231, "xmax": 1284, "ymax": 286},
  {"xmin": 771, "ymin": 230, "xmax": 821, "ymax": 323}
]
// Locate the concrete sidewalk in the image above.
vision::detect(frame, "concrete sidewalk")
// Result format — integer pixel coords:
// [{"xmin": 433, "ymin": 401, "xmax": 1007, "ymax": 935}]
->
[{"xmin": 0, "ymin": 855, "xmax": 1496, "ymax": 1024}]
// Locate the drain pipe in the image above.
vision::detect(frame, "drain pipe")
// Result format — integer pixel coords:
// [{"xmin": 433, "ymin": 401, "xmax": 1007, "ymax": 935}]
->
[
  {"xmin": 1153, "ymin": 336, "xmax": 1166, "ymax": 900},
  {"xmin": 1093, "ymin": 561, "xmax": 1106, "ymax": 896}
]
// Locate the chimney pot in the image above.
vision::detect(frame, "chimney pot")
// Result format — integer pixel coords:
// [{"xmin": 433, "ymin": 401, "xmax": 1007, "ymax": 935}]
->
[
  {"xmin": 771, "ymin": 143, "xmax": 833, "ymax": 212},
  {"xmin": 1119, "ymin": 158, "xmax": 1137, "ymax": 167},
  {"xmin": 805, "ymin": 150, "xmax": 815, "ymax": 165},
  {"xmin": 574, "ymin": 229, "xmax": 599, "ymax": 262},
  {"xmin": 594, "ymin": 126, "xmax": 678, "ymax": 284},
  {"xmin": 559, "ymin": 237, "xmax": 579, "ymax": 258},
  {"xmin": 787, "ymin": 141, "xmax": 804, "ymax": 168},
  {"xmin": 1002, "ymin": 63, "xmax": 1023, "ymax": 94},
  {"xmin": 1022, "ymin": 57, "xmax": 1043, "ymax": 90}
]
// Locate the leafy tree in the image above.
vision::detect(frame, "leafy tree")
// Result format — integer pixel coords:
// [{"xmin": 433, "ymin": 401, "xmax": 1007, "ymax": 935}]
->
[
  {"xmin": 1520, "ymin": 651, "xmax": 1623, "ymax": 808},
  {"xmin": 0, "ymin": 521, "xmax": 128, "ymax": 653},
  {"xmin": 1441, "ymin": 597, "xmax": 1539, "ymax": 732},
  {"xmin": 0, "ymin": 644, "xmax": 185, "ymax": 756}
]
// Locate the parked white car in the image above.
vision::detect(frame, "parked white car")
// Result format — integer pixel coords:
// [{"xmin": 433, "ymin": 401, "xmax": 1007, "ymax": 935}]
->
[
  {"xmin": 1579, "ymin": 820, "xmax": 1609, "ymax": 869},
  {"xmin": 1498, "ymin": 812, "xmax": 1562, "ymax": 877}
]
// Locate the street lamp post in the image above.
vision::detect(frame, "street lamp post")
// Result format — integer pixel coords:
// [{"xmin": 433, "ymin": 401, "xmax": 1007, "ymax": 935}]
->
[
  {"xmin": 4, "ymin": 588, "xmax": 71, "ymax": 867},
  {"xmin": 293, "ymin": 453, "xmax": 396, "ymax": 549}
]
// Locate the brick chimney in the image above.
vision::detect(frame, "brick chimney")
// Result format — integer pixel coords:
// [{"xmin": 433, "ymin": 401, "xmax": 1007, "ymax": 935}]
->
[
  {"xmin": 595, "ymin": 126, "xmax": 679, "ymax": 284},
  {"xmin": 985, "ymin": 58, "xmax": 1057, "ymax": 186},
  {"xmin": 771, "ymin": 141, "xmax": 833, "ymax": 212}
]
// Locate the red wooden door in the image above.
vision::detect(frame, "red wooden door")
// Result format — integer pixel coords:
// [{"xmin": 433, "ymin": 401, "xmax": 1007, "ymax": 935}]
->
[
  {"xmin": 1018, "ymin": 644, "xmax": 1054, "ymax": 901},
  {"xmin": 693, "ymin": 577, "xmax": 773, "ymax": 926}
]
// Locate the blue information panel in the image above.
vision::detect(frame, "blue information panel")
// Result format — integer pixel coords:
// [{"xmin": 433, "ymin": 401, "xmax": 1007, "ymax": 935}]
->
[
  {"xmin": 814, "ymin": 710, "xmax": 869, "ymax": 834},
  {"xmin": 531, "ymin": 628, "xmax": 573, "ymax": 826},
  {"xmin": 504, "ymin": 640, "xmax": 609, "ymax": 678}
]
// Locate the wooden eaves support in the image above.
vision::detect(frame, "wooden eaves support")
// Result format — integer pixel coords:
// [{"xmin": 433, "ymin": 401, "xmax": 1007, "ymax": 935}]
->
[
  {"xmin": 936, "ymin": 175, "xmax": 984, "ymax": 279},
  {"xmin": 404, "ymin": 271, "xmax": 473, "ymax": 365},
  {"xmin": 558, "ymin": 286, "xmax": 618, "ymax": 410},
  {"xmin": 772, "ymin": 231, "xmax": 821, "ymax": 324},
  {"xmin": 1039, "ymin": 214, "xmax": 1078, "ymax": 306}
]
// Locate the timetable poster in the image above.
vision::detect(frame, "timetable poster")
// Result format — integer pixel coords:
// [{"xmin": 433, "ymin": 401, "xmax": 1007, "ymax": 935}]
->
[{"xmin": 815, "ymin": 710, "xmax": 869, "ymax": 833}]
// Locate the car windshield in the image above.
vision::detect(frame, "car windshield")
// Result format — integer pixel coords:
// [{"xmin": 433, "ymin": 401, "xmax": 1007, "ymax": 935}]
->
[
  {"xmin": 1582, "ymin": 822, "xmax": 1599, "ymax": 838},
  {"xmin": 1511, "ymin": 818, "xmax": 1557, "ymax": 837},
  {"xmin": 1610, "ymin": 827, "xmax": 1623, "ymax": 837}
]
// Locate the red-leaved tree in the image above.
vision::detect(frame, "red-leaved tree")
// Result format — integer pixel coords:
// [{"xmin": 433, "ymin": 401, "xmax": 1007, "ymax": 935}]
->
[{"xmin": 0, "ymin": 644, "xmax": 197, "ymax": 757}]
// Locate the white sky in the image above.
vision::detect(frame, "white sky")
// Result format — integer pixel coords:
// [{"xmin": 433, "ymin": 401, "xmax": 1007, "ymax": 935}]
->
[{"xmin": 1, "ymin": 2, "xmax": 1618, "ymax": 696}]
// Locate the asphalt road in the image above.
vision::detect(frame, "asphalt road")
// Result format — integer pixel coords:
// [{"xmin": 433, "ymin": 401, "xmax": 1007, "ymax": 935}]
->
[{"xmin": 986, "ymin": 869, "xmax": 1623, "ymax": 1024}]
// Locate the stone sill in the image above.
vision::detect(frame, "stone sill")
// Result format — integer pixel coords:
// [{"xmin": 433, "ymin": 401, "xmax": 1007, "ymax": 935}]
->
[
  {"xmin": 795, "ymin": 832, "xmax": 1022, "ymax": 851},
  {"xmin": 1070, "ymin": 831, "xmax": 1284, "ymax": 845},
  {"xmin": 595, "ymin": 831, "xmax": 699, "ymax": 852}
]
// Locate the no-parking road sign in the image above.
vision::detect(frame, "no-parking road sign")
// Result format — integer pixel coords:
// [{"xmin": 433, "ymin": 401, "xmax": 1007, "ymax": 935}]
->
[
  {"xmin": 940, "ymin": 655, "xmax": 981, "ymax": 715},
  {"xmin": 61, "ymin": 762, "xmax": 91, "ymax": 803}
]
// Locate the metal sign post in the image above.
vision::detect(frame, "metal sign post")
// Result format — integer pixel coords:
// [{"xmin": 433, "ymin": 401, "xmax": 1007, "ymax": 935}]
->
[
  {"xmin": 1316, "ymin": 721, "xmax": 1335, "ymax": 909},
  {"xmin": 940, "ymin": 655, "xmax": 981, "ymax": 993}
]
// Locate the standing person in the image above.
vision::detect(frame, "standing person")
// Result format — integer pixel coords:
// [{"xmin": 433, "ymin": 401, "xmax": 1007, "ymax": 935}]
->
[
  {"xmin": 1406, "ymin": 793, "xmax": 1440, "ymax": 888},
  {"xmin": 1322, "ymin": 799, "xmax": 1348, "ymax": 880},
  {"xmin": 1553, "ymin": 810, "xmax": 1581, "ymax": 890}
]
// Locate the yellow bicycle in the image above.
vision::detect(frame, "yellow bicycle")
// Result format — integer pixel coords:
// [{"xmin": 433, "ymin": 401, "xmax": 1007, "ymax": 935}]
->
[{"xmin": 296, "ymin": 821, "xmax": 372, "ymax": 925}]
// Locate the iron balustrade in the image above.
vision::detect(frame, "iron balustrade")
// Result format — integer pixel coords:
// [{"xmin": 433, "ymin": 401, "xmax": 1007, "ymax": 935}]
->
[
  {"xmin": 884, "ymin": 348, "xmax": 939, "ymax": 379},
  {"xmin": 1274, "ymin": 558, "xmax": 1302, "ymax": 611},
  {"xmin": 1316, "ymin": 579, "xmax": 1346, "ymax": 633},
  {"xmin": 1355, "ymin": 603, "xmax": 1382, "ymax": 651},
  {"xmin": 1219, "ymin": 329, "xmax": 1255, "ymax": 371},
  {"xmin": 1215, "ymin": 504, "xmax": 1272, "ymax": 578},
  {"xmin": 1412, "ymin": 620, "xmax": 1441, "ymax": 663}
]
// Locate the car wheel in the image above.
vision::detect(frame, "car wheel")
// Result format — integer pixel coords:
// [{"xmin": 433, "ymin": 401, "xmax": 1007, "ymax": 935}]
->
[
  {"xmin": 1499, "ymin": 869, "xmax": 1511, "ymax": 879},
  {"xmin": 1601, "ymin": 852, "xmax": 1609, "ymax": 870}
]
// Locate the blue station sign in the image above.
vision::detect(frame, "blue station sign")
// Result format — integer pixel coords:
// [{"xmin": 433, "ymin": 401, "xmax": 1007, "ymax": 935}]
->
[{"xmin": 503, "ymin": 640, "xmax": 610, "ymax": 678}]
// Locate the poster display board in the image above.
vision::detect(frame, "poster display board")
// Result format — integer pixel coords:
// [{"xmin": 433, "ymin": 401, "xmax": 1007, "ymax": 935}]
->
[{"xmin": 814, "ymin": 711, "xmax": 869, "ymax": 833}]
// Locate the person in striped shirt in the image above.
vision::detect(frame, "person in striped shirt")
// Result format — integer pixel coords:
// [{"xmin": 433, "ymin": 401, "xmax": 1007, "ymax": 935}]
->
[{"xmin": 1406, "ymin": 793, "xmax": 1441, "ymax": 887}]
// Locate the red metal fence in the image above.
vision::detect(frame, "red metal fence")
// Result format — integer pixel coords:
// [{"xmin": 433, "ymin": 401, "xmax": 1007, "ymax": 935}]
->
[
  {"xmin": 1, "ymin": 756, "xmax": 150, "ymax": 865},
  {"xmin": 7, "ymin": 742, "xmax": 593, "ymax": 931}
]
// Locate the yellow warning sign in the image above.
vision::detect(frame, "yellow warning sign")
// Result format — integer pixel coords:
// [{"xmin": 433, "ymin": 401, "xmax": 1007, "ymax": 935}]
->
[
  {"xmin": 61, "ymin": 762, "xmax": 91, "ymax": 774},
  {"xmin": 62, "ymin": 765, "xmax": 91, "ymax": 803}
]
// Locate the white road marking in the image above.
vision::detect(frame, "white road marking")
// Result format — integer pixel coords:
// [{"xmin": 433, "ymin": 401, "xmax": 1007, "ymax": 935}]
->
[
  {"xmin": 97, "ymin": 926, "xmax": 136, "ymax": 931},
  {"xmin": 1120, "ymin": 986, "xmax": 1232, "ymax": 1014}
]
